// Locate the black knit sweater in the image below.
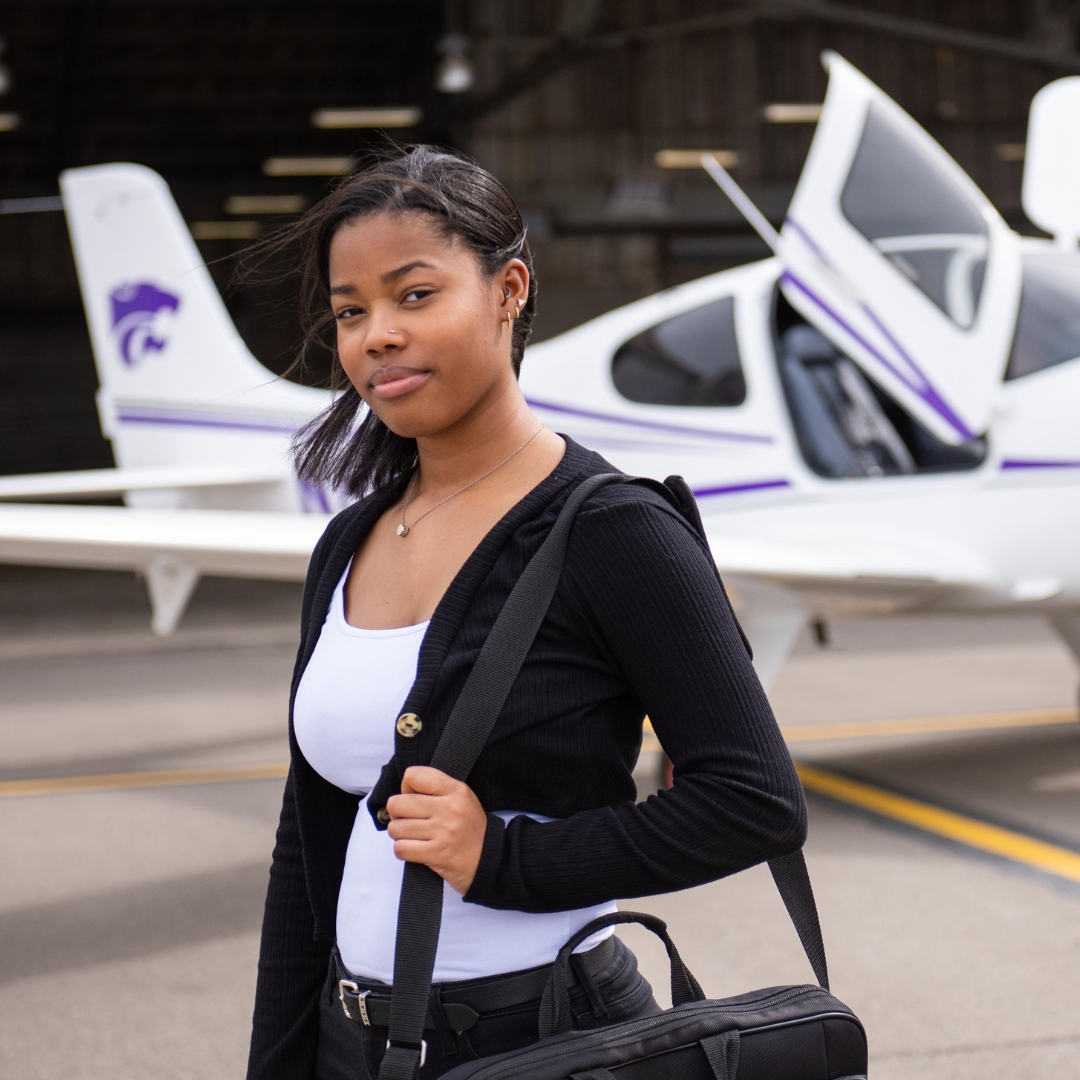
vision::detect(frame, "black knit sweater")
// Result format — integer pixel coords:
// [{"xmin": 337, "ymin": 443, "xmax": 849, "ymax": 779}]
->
[{"xmin": 247, "ymin": 437, "xmax": 806, "ymax": 1079}]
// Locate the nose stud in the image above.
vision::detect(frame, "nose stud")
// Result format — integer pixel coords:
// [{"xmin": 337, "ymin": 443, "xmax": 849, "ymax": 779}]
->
[{"xmin": 388, "ymin": 330, "xmax": 398, "ymax": 335}]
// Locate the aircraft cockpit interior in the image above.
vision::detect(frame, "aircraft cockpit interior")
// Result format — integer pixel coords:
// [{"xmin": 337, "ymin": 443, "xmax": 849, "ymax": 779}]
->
[{"xmin": 774, "ymin": 296, "xmax": 987, "ymax": 479}]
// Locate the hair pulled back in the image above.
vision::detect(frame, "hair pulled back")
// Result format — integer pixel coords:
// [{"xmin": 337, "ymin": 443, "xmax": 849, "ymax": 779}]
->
[{"xmin": 284, "ymin": 145, "xmax": 536, "ymax": 497}]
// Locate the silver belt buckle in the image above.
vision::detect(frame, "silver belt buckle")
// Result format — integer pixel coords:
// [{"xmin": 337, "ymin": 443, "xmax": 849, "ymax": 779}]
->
[{"xmin": 338, "ymin": 979, "xmax": 371, "ymax": 1024}]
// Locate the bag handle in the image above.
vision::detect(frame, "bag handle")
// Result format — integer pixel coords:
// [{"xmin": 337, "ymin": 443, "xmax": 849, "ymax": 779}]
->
[
  {"xmin": 380, "ymin": 474, "xmax": 634, "ymax": 1080},
  {"xmin": 539, "ymin": 910, "xmax": 705, "ymax": 1037}
]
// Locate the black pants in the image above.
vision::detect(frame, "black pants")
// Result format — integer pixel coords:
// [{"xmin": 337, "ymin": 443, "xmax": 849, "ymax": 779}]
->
[{"xmin": 315, "ymin": 936, "xmax": 659, "ymax": 1079}]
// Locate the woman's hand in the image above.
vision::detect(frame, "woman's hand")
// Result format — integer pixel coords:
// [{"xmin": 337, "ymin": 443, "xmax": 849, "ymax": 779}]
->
[{"xmin": 386, "ymin": 766, "xmax": 487, "ymax": 895}]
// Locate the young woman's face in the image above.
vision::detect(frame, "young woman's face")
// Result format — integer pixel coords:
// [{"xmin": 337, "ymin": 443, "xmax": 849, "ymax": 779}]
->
[{"xmin": 328, "ymin": 211, "xmax": 528, "ymax": 439}]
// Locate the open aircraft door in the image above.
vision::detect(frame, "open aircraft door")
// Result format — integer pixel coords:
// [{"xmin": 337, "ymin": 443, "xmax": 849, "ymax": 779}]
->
[{"xmin": 779, "ymin": 52, "xmax": 1021, "ymax": 446}]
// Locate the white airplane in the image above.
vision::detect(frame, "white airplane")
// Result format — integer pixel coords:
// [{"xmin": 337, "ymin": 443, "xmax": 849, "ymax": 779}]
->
[{"xmin": 2, "ymin": 51, "xmax": 1080, "ymax": 693}]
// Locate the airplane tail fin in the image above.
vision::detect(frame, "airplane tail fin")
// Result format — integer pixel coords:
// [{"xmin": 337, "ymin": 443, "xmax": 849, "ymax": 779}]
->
[{"xmin": 59, "ymin": 163, "xmax": 323, "ymax": 469}]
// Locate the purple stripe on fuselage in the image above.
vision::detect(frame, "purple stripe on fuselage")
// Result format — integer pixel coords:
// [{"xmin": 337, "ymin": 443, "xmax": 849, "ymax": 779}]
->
[
  {"xmin": 118, "ymin": 400, "xmax": 773, "ymax": 448},
  {"xmin": 779, "ymin": 270, "xmax": 973, "ymax": 441},
  {"xmin": 783, "ymin": 217, "xmax": 833, "ymax": 267},
  {"xmin": 1001, "ymin": 459, "xmax": 1080, "ymax": 470},
  {"xmin": 525, "ymin": 397, "xmax": 773, "ymax": 444},
  {"xmin": 693, "ymin": 479, "xmax": 791, "ymax": 498},
  {"xmin": 571, "ymin": 434, "xmax": 736, "ymax": 454},
  {"xmin": 117, "ymin": 407, "xmax": 296, "ymax": 435},
  {"xmin": 857, "ymin": 304, "xmax": 973, "ymax": 441}
]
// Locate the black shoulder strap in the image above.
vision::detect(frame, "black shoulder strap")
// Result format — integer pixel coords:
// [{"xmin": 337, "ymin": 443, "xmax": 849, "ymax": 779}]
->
[
  {"xmin": 379, "ymin": 473, "xmax": 632, "ymax": 1079},
  {"xmin": 378, "ymin": 473, "xmax": 828, "ymax": 1080},
  {"xmin": 428, "ymin": 472, "xmax": 633, "ymax": 780},
  {"xmin": 768, "ymin": 850, "xmax": 829, "ymax": 991}
]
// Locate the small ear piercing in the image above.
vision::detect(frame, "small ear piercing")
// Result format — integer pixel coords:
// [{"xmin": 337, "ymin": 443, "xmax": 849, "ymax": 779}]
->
[{"xmin": 505, "ymin": 291, "xmax": 524, "ymax": 330}]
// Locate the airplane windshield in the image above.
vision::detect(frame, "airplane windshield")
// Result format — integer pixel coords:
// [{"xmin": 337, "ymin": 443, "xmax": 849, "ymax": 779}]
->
[
  {"xmin": 1005, "ymin": 252, "xmax": 1080, "ymax": 380},
  {"xmin": 840, "ymin": 103, "xmax": 988, "ymax": 328}
]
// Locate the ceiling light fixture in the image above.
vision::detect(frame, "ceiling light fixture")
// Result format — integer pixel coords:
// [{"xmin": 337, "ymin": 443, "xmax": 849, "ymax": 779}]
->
[
  {"xmin": 191, "ymin": 220, "xmax": 261, "ymax": 241},
  {"xmin": 995, "ymin": 143, "xmax": 1026, "ymax": 162},
  {"xmin": 0, "ymin": 196, "xmax": 63, "ymax": 214},
  {"xmin": 262, "ymin": 157, "xmax": 352, "ymax": 177},
  {"xmin": 311, "ymin": 106, "xmax": 423, "ymax": 129},
  {"xmin": 224, "ymin": 195, "xmax": 308, "ymax": 215},
  {"xmin": 435, "ymin": 33, "xmax": 475, "ymax": 94},
  {"xmin": 654, "ymin": 149, "xmax": 740, "ymax": 169},
  {"xmin": 762, "ymin": 103, "xmax": 823, "ymax": 123}
]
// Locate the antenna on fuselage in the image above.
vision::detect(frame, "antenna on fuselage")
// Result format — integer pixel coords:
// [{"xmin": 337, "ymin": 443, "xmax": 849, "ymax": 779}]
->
[{"xmin": 699, "ymin": 153, "xmax": 781, "ymax": 254}]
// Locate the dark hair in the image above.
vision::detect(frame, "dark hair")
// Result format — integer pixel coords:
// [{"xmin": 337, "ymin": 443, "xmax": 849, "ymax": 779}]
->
[{"xmin": 277, "ymin": 145, "xmax": 536, "ymax": 497}]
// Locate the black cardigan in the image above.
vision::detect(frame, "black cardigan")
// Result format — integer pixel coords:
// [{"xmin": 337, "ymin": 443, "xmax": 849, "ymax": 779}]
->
[{"xmin": 247, "ymin": 437, "xmax": 806, "ymax": 1079}]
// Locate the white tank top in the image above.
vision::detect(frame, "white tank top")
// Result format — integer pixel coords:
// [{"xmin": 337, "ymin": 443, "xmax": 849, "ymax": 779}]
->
[{"xmin": 293, "ymin": 560, "xmax": 616, "ymax": 983}]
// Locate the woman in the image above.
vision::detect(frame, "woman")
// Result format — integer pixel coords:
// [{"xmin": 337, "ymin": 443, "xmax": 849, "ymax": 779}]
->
[{"xmin": 247, "ymin": 146, "xmax": 807, "ymax": 1080}]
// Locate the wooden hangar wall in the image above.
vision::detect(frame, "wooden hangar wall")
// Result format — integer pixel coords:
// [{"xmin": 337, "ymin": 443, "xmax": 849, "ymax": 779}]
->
[{"xmin": 462, "ymin": 0, "xmax": 1077, "ymax": 340}]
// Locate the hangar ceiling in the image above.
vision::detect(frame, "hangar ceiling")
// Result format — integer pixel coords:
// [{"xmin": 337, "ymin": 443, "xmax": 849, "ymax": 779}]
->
[
  {"xmin": 0, "ymin": 0, "xmax": 1077, "ymax": 475},
  {"xmin": 0, "ymin": 1, "xmax": 445, "ymax": 187}
]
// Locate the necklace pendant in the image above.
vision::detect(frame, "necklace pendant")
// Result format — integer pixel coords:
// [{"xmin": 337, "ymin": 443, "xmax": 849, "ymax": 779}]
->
[{"xmin": 396, "ymin": 523, "xmax": 409, "ymax": 537}]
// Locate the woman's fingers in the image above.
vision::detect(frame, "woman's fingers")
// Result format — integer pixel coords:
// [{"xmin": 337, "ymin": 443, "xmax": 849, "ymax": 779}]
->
[
  {"xmin": 380, "ymin": 771, "xmax": 488, "ymax": 895},
  {"xmin": 400, "ymin": 765, "xmax": 458, "ymax": 796},
  {"xmin": 392, "ymin": 839, "xmax": 433, "ymax": 864},
  {"xmin": 386, "ymin": 816, "xmax": 434, "ymax": 841},
  {"xmin": 385, "ymin": 792, "xmax": 437, "ymax": 820}
]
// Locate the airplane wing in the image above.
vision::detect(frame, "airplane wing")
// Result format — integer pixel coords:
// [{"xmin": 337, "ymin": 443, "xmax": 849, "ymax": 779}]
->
[
  {"xmin": 706, "ymin": 525, "xmax": 990, "ymax": 590},
  {"xmin": 0, "ymin": 498, "xmax": 988, "ymax": 667},
  {"xmin": 0, "ymin": 500, "xmax": 984, "ymax": 590},
  {"xmin": 0, "ymin": 464, "xmax": 290, "ymax": 501},
  {"xmin": 0, "ymin": 501, "xmax": 325, "ymax": 576},
  {"xmin": 0, "ymin": 502, "xmax": 329, "ymax": 635}
]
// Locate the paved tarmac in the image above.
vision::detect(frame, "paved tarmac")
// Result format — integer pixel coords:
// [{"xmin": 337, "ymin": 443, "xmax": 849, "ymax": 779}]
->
[{"xmin": 2, "ymin": 566, "xmax": 1079, "ymax": 1078}]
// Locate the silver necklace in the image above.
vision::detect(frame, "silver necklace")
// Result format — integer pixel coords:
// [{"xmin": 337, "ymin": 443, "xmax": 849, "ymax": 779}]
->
[{"xmin": 397, "ymin": 426, "xmax": 545, "ymax": 537}]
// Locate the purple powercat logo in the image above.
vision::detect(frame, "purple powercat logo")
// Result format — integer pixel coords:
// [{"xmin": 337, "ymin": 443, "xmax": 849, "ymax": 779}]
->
[{"xmin": 109, "ymin": 282, "xmax": 181, "ymax": 366}]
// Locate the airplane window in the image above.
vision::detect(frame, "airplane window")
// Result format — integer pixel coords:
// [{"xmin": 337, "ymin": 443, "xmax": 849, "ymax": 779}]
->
[
  {"xmin": 840, "ymin": 103, "xmax": 988, "ymax": 327},
  {"xmin": 1005, "ymin": 252, "xmax": 1080, "ymax": 380},
  {"xmin": 612, "ymin": 296, "xmax": 746, "ymax": 406}
]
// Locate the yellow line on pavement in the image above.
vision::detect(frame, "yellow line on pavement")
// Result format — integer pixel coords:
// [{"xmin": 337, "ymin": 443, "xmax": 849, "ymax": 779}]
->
[
  {"xmin": 641, "ymin": 706, "xmax": 1077, "ymax": 750},
  {"xmin": 797, "ymin": 762, "xmax": 1080, "ymax": 885},
  {"xmin": 5, "ymin": 707, "xmax": 1077, "ymax": 800},
  {"xmin": 781, "ymin": 706, "xmax": 1078, "ymax": 743},
  {"xmin": 0, "ymin": 761, "xmax": 289, "ymax": 799}
]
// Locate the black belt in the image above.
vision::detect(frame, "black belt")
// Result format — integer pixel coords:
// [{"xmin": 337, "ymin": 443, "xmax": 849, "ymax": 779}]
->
[{"xmin": 335, "ymin": 934, "xmax": 617, "ymax": 1032}]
